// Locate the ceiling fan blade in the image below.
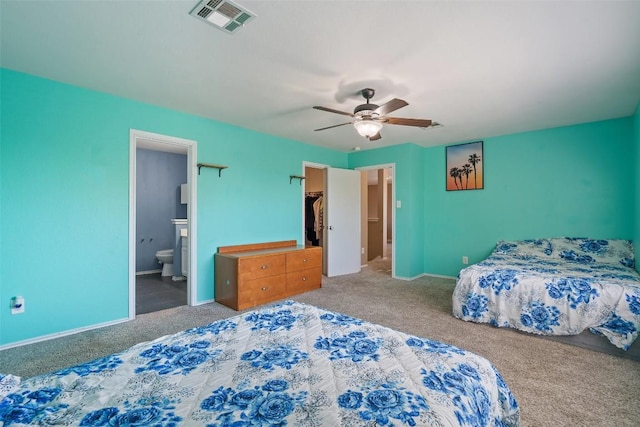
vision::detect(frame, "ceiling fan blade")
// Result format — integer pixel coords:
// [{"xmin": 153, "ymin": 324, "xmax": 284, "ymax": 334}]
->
[
  {"xmin": 374, "ymin": 98, "xmax": 408, "ymax": 116},
  {"xmin": 313, "ymin": 106, "xmax": 354, "ymax": 117},
  {"xmin": 368, "ymin": 131, "xmax": 382, "ymax": 141},
  {"xmin": 314, "ymin": 121, "xmax": 353, "ymax": 131},
  {"xmin": 384, "ymin": 117, "xmax": 433, "ymax": 128}
]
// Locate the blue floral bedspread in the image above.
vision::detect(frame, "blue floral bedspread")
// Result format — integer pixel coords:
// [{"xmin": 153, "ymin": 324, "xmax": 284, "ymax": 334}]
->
[
  {"xmin": 453, "ymin": 238, "xmax": 640, "ymax": 350},
  {"xmin": 1, "ymin": 301, "xmax": 519, "ymax": 426}
]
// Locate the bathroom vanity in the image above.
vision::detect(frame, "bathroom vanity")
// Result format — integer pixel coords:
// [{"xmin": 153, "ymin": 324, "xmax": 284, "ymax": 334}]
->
[
  {"xmin": 180, "ymin": 228, "xmax": 188, "ymax": 277},
  {"xmin": 171, "ymin": 218, "xmax": 187, "ymax": 280},
  {"xmin": 214, "ymin": 240, "xmax": 322, "ymax": 310}
]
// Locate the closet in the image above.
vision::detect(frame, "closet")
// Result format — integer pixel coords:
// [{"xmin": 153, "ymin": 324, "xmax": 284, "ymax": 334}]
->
[{"xmin": 304, "ymin": 167, "xmax": 325, "ymax": 247}]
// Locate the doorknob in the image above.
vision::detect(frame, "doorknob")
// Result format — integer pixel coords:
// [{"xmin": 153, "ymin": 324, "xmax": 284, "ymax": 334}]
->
[{"xmin": 328, "ymin": 226, "xmax": 334, "ymax": 230}]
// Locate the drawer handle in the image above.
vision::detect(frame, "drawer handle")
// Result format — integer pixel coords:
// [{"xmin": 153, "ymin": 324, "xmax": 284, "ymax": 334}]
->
[
  {"xmin": 261, "ymin": 265, "xmax": 268, "ymax": 269},
  {"xmin": 302, "ymin": 277, "xmax": 307, "ymax": 281},
  {"xmin": 303, "ymin": 259, "xmax": 308, "ymax": 262},
  {"xmin": 261, "ymin": 287, "xmax": 268, "ymax": 291}
]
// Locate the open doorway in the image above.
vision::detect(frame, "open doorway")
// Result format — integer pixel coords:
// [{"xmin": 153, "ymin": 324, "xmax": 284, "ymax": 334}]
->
[
  {"xmin": 357, "ymin": 165, "xmax": 395, "ymax": 277},
  {"xmin": 128, "ymin": 130, "xmax": 198, "ymax": 319},
  {"xmin": 135, "ymin": 147, "xmax": 187, "ymax": 314}
]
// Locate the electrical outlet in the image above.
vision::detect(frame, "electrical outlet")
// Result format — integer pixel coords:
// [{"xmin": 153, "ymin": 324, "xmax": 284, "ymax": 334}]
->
[
  {"xmin": 462, "ymin": 256, "xmax": 469, "ymax": 265},
  {"xmin": 361, "ymin": 247, "xmax": 365, "ymax": 254},
  {"xmin": 11, "ymin": 296, "xmax": 25, "ymax": 315}
]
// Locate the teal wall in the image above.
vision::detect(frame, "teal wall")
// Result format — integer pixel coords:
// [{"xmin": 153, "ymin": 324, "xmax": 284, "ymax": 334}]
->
[
  {"xmin": 423, "ymin": 118, "xmax": 636, "ymax": 277},
  {"xmin": 0, "ymin": 69, "xmax": 346, "ymax": 345},
  {"xmin": 348, "ymin": 144, "xmax": 425, "ymax": 279},
  {"xmin": 1, "ymin": 68, "xmax": 638, "ymax": 347},
  {"xmin": 634, "ymin": 101, "xmax": 640, "ymax": 273},
  {"xmin": 194, "ymin": 122, "xmax": 347, "ymax": 302}
]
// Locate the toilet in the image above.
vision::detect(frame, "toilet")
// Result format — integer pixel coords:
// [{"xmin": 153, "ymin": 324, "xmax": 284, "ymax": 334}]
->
[{"xmin": 155, "ymin": 249, "xmax": 174, "ymax": 277}]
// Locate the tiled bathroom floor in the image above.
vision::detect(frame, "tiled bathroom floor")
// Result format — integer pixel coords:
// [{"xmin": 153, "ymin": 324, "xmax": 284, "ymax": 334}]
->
[{"xmin": 136, "ymin": 273, "xmax": 187, "ymax": 314}]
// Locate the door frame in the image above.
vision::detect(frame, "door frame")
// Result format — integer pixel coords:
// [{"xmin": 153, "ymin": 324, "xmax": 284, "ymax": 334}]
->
[
  {"xmin": 301, "ymin": 161, "xmax": 328, "ymax": 273},
  {"xmin": 129, "ymin": 129, "xmax": 198, "ymax": 319},
  {"xmin": 300, "ymin": 161, "xmax": 329, "ymax": 247},
  {"xmin": 355, "ymin": 163, "xmax": 396, "ymax": 278}
]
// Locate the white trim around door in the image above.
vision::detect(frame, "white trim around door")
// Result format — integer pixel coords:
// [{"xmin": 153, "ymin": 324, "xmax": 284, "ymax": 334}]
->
[{"xmin": 129, "ymin": 129, "xmax": 198, "ymax": 319}]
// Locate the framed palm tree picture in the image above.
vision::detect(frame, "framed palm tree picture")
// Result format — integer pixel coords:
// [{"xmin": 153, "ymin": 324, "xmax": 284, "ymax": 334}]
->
[{"xmin": 446, "ymin": 141, "xmax": 483, "ymax": 191}]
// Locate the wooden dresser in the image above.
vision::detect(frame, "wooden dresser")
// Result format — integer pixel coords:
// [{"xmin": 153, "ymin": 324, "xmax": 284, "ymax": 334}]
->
[{"xmin": 214, "ymin": 240, "xmax": 322, "ymax": 310}]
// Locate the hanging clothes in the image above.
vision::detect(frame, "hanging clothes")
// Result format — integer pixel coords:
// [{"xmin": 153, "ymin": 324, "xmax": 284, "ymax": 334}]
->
[
  {"xmin": 305, "ymin": 194, "xmax": 319, "ymax": 246},
  {"xmin": 313, "ymin": 196, "xmax": 323, "ymax": 241}
]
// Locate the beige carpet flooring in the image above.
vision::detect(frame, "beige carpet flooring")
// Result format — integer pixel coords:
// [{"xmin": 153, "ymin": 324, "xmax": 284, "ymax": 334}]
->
[{"xmin": 1, "ymin": 260, "xmax": 639, "ymax": 426}]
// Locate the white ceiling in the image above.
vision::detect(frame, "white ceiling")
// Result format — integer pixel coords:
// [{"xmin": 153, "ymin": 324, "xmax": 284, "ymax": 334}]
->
[{"xmin": 2, "ymin": 1, "xmax": 639, "ymax": 153}]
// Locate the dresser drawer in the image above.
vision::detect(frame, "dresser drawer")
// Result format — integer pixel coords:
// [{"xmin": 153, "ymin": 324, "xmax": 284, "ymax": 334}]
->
[
  {"xmin": 286, "ymin": 248, "xmax": 322, "ymax": 272},
  {"xmin": 215, "ymin": 241, "xmax": 322, "ymax": 311},
  {"xmin": 238, "ymin": 274, "xmax": 287, "ymax": 309},
  {"xmin": 238, "ymin": 254, "xmax": 286, "ymax": 280},
  {"xmin": 286, "ymin": 268, "xmax": 322, "ymax": 294}
]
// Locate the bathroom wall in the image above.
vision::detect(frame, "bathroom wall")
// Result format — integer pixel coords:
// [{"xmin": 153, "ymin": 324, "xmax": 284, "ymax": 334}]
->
[{"xmin": 136, "ymin": 148, "xmax": 187, "ymax": 272}]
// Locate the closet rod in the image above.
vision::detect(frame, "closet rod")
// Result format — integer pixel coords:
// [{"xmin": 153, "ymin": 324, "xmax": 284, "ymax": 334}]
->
[
  {"xmin": 290, "ymin": 175, "xmax": 306, "ymax": 185},
  {"xmin": 197, "ymin": 163, "xmax": 228, "ymax": 177}
]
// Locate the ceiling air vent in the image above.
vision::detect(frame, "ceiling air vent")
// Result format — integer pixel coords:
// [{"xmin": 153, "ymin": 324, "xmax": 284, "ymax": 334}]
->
[{"xmin": 190, "ymin": 0, "xmax": 256, "ymax": 34}]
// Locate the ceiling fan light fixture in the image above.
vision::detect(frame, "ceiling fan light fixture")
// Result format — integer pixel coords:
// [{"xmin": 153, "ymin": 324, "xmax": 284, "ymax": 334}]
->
[
  {"xmin": 314, "ymin": 88, "xmax": 433, "ymax": 142},
  {"xmin": 354, "ymin": 120, "xmax": 383, "ymax": 138}
]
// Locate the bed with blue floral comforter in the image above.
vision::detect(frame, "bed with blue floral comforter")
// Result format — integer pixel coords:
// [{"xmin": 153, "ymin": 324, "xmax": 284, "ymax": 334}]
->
[
  {"xmin": 1, "ymin": 301, "xmax": 519, "ymax": 426},
  {"xmin": 453, "ymin": 238, "xmax": 640, "ymax": 350}
]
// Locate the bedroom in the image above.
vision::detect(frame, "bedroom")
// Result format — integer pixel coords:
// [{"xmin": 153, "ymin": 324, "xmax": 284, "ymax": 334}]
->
[{"xmin": 1, "ymin": 1, "xmax": 639, "ymax": 426}]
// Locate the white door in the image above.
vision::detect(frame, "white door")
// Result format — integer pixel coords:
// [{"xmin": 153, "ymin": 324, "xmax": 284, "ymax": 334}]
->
[{"xmin": 324, "ymin": 167, "xmax": 361, "ymax": 277}]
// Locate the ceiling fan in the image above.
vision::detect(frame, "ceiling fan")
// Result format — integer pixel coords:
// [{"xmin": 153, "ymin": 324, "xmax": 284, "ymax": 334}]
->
[{"xmin": 313, "ymin": 88, "xmax": 434, "ymax": 141}]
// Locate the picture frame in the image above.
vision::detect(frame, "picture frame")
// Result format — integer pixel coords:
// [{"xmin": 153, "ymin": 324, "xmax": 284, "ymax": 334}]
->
[{"xmin": 446, "ymin": 141, "xmax": 483, "ymax": 191}]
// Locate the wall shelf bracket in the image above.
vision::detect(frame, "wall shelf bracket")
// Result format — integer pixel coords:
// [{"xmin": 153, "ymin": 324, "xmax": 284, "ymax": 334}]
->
[
  {"xmin": 197, "ymin": 163, "xmax": 228, "ymax": 177},
  {"xmin": 290, "ymin": 175, "xmax": 306, "ymax": 185}
]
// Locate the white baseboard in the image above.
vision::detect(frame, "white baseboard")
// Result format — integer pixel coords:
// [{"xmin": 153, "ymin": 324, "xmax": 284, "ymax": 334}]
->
[
  {"xmin": 394, "ymin": 272, "xmax": 456, "ymax": 281},
  {"xmin": 193, "ymin": 298, "xmax": 215, "ymax": 306},
  {"xmin": 0, "ymin": 317, "xmax": 131, "ymax": 351},
  {"xmin": 136, "ymin": 269, "xmax": 162, "ymax": 275},
  {"xmin": 423, "ymin": 273, "xmax": 457, "ymax": 280},
  {"xmin": 394, "ymin": 273, "xmax": 425, "ymax": 281}
]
